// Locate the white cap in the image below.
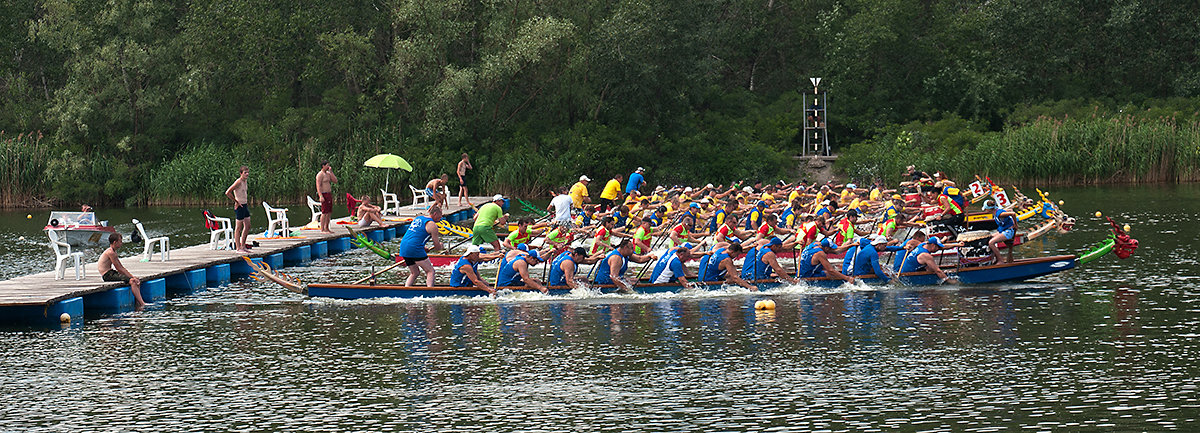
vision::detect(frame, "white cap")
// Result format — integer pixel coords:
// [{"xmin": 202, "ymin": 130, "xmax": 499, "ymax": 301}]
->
[
  {"xmin": 636, "ymin": 167, "xmax": 645, "ymax": 173},
  {"xmin": 655, "ymin": 185, "xmax": 665, "ymax": 191},
  {"xmin": 579, "ymin": 175, "xmax": 591, "ymax": 181},
  {"xmin": 742, "ymin": 186, "xmax": 753, "ymax": 194},
  {"xmin": 705, "ymin": 183, "xmax": 714, "ymax": 189},
  {"xmin": 492, "ymin": 194, "xmax": 505, "ymax": 201},
  {"xmin": 869, "ymin": 234, "xmax": 889, "ymax": 244},
  {"xmin": 683, "ymin": 187, "xmax": 693, "ymax": 193},
  {"xmin": 466, "ymin": 245, "xmax": 482, "ymax": 253}
]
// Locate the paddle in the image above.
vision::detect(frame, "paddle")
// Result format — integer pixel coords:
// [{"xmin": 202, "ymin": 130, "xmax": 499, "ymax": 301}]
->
[{"xmin": 353, "ymin": 260, "xmax": 404, "ymax": 285}]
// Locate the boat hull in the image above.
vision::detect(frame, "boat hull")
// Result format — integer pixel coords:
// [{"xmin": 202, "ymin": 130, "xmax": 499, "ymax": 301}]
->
[{"xmin": 43, "ymin": 226, "xmax": 116, "ymax": 245}]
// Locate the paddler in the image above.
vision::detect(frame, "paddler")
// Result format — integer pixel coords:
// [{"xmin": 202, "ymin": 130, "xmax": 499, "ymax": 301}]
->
[
  {"xmin": 667, "ymin": 214, "xmax": 707, "ymax": 249},
  {"xmin": 697, "ymin": 242, "xmax": 756, "ymax": 290},
  {"xmin": 472, "ymin": 194, "xmax": 509, "ymax": 251},
  {"xmin": 631, "ymin": 217, "xmax": 655, "ymax": 254},
  {"xmin": 897, "ymin": 237, "xmax": 959, "ymax": 284},
  {"xmin": 570, "ymin": 175, "xmax": 592, "ymax": 209},
  {"xmin": 714, "ymin": 213, "xmax": 752, "ymax": 244},
  {"xmin": 744, "ymin": 200, "xmax": 768, "ymax": 230},
  {"xmin": 598, "ymin": 173, "xmax": 624, "ymax": 212},
  {"xmin": 496, "ymin": 248, "xmax": 550, "ymax": 293},
  {"xmin": 744, "ymin": 236, "xmax": 800, "ymax": 284},
  {"xmin": 548, "ymin": 247, "xmax": 605, "ymax": 290},
  {"xmin": 594, "ymin": 238, "xmax": 658, "ymax": 293},
  {"xmin": 843, "ymin": 235, "xmax": 902, "ymax": 282},
  {"xmin": 449, "ymin": 245, "xmax": 505, "ymax": 294},
  {"xmin": 832, "ymin": 209, "xmax": 860, "ymax": 245},
  {"xmin": 502, "ymin": 216, "xmax": 547, "ymax": 250},
  {"xmin": 650, "ymin": 243, "xmax": 696, "ymax": 285},
  {"xmin": 399, "ymin": 206, "xmax": 445, "ymax": 287},
  {"xmin": 589, "ymin": 216, "xmax": 629, "ymax": 255},
  {"xmin": 797, "ymin": 238, "xmax": 855, "ymax": 283},
  {"xmin": 984, "ymin": 200, "xmax": 1019, "ymax": 263}
]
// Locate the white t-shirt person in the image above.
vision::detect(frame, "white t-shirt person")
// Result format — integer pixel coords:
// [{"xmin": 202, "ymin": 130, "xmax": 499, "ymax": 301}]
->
[{"xmin": 550, "ymin": 194, "xmax": 574, "ymax": 225}]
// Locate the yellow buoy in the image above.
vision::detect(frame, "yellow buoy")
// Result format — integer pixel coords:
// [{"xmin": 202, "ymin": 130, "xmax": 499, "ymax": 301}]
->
[
  {"xmin": 762, "ymin": 299, "xmax": 776, "ymax": 310},
  {"xmin": 754, "ymin": 300, "xmax": 766, "ymax": 310},
  {"xmin": 1124, "ymin": 224, "xmax": 1131, "ymax": 232},
  {"xmin": 1094, "ymin": 211, "xmax": 1102, "ymax": 218},
  {"xmin": 26, "ymin": 214, "xmax": 32, "ymax": 219},
  {"xmin": 59, "ymin": 313, "xmax": 71, "ymax": 323},
  {"xmin": 1057, "ymin": 200, "xmax": 1064, "ymax": 206}
]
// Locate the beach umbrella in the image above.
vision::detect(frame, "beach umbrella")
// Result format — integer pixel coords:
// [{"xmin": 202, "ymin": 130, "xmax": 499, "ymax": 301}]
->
[{"xmin": 363, "ymin": 153, "xmax": 413, "ymax": 191}]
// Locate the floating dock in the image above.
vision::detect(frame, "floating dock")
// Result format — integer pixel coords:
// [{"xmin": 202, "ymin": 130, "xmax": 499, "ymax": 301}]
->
[{"xmin": 0, "ymin": 198, "xmax": 504, "ymax": 327}]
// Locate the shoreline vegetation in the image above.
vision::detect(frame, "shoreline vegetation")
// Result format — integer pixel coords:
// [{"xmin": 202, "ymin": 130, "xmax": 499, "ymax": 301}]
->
[{"xmin": 2, "ymin": 0, "xmax": 1199, "ymax": 209}]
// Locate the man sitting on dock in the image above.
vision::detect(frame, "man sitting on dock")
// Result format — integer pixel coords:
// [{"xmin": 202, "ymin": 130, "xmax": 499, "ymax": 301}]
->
[
  {"xmin": 355, "ymin": 196, "xmax": 384, "ymax": 228},
  {"xmin": 98, "ymin": 233, "xmax": 146, "ymax": 308}
]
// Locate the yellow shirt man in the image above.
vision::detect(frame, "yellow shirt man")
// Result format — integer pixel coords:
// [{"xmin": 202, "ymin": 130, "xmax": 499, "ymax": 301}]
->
[
  {"xmin": 601, "ymin": 178, "xmax": 622, "ymax": 200},
  {"xmin": 570, "ymin": 180, "xmax": 590, "ymax": 208}
]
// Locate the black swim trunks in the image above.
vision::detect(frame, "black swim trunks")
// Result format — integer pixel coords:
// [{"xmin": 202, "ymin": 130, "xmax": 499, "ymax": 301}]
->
[
  {"xmin": 235, "ymin": 203, "xmax": 250, "ymax": 220},
  {"xmin": 403, "ymin": 255, "xmax": 429, "ymax": 266},
  {"xmin": 102, "ymin": 269, "xmax": 130, "ymax": 283}
]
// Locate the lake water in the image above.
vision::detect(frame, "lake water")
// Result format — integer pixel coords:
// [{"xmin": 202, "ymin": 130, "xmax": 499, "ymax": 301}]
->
[{"xmin": 1, "ymin": 185, "xmax": 1197, "ymax": 431}]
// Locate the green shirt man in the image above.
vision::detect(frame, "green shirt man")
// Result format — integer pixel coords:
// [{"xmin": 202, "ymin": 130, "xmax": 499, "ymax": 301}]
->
[{"xmin": 472, "ymin": 195, "xmax": 508, "ymax": 250}]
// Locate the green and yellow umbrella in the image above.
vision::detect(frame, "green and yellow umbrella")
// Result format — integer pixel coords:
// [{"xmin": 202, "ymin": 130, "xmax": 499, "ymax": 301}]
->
[{"xmin": 363, "ymin": 153, "xmax": 413, "ymax": 191}]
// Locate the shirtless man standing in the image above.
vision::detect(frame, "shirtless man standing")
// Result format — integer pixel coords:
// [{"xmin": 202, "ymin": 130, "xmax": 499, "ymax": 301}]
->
[
  {"xmin": 457, "ymin": 153, "xmax": 472, "ymax": 206},
  {"xmin": 315, "ymin": 161, "xmax": 337, "ymax": 233},
  {"xmin": 224, "ymin": 165, "xmax": 251, "ymax": 252},
  {"xmin": 98, "ymin": 233, "xmax": 146, "ymax": 308}
]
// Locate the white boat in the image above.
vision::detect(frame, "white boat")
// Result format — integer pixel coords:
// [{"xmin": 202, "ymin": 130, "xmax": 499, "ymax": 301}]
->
[{"xmin": 43, "ymin": 211, "xmax": 116, "ymax": 246}]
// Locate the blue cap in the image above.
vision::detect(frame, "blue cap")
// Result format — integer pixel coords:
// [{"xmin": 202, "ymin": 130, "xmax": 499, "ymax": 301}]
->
[
  {"xmin": 690, "ymin": 203, "xmax": 701, "ymax": 209},
  {"xmin": 859, "ymin": 237, "xmax": 872, "ymax": 246},
  {"xmin": 756, "ymin": 200, "xmax": 766, "ymax": 207},
  {"xmin": 768, "ymin": 236, "xmax": 783, "ymax": 247},
  {"xmin": 528, "ymin": 250, "xmax": 541, "ymax": 261},
  {"xmin": 982, "ymin": 200, "xmax": 997, "ymax": 210},
  {"xmin": 820, "ymin": 238, "xmax": 836, "ymax": 250},
  {"xmin": 729, "ymin": 237, "xmax": 742, "ymax": 244},
  {"xmin": 517, "ymin": 243, "xmax": 529, "ymax": 251},
  {"xmin": 846, "ymin": 183, "xmax": 857, "ymax": 189},
  {"xmin": 925, "ymin": 237, "xmax": 945, "ymax": 248},
  {"xmin": 680, "ymin": 242, "xmax": 694, "ymax": 250}
]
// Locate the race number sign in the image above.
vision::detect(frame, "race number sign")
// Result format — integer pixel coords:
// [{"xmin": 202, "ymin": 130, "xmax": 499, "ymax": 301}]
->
[
  {"xmin": 968, "ymin": 181, "xmax": 986, "ymax": 197},
  {"xmin": 993, "ymin": 189, "xmax": 1012, "ymax": 209}
]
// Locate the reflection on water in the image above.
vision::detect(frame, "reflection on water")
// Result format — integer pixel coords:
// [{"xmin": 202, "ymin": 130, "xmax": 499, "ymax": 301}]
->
[{"xmin": 2, "ymin": 184, "xmax": 1200, "ymax": 431}]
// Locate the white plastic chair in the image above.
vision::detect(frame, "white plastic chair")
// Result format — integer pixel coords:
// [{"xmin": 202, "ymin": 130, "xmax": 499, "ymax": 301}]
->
[
  {"xmin": 47, "ymin": 230, "xmax": 84, "ymax": 280},
  {"xmin": 409, "ymin": 185, "xmax": 432, "ymax": 208},
  {"xmin": 381, "ymin": 189, "xmax": 401, "ymax": 215},
  {"xmin": 205, "ymin": 213, "xmax": 233, "ymax": 250},
  {"xmin": 262, "ymin": 201, "xmax": 290, "ymax": 237},
  {"xmin": 132, "ymin": 218, "xmax": 170, "ymax": 261},
  {"xmin": 307, "ymin": 195, "xmax": 322, "ymax": 225}
]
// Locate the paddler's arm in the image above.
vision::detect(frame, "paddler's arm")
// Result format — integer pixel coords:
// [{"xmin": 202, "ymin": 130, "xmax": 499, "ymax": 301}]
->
[
  {"xmin": 515, "ymin": 261, "xmax": 546, "ymax": 293},
  {"xmin": 630, "ymin": 253, "xmax": 657, "ymax": 264},
  {"xmin": 425, "ymin": 220, "xmax": 443, "ymax": 251},
  {"xmin": 720, "ymin": 259, "xmax": 756, "ymax": 291},
  {"xmin": 820, "ymin": 256, "xmax": 855, "ymax": 283},
  {"xmin": 562, "ymin": 260, "xmax": 579, "ymax": 290},
  {"xmin": 461, "ymin": 264, "xmax": 495, "ymax": 295},
  {"xmin": 918, "ymin": 254, "xmax": 957, "ymax": 284},
  {"xmin": 767, "ymin": 253, "xmax": 798, "ymax": 284}
]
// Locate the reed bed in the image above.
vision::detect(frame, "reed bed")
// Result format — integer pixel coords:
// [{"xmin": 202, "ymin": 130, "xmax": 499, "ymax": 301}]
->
[{"xmin": 0, "ymin": 132, "xmax": 52, "ymax": 208}]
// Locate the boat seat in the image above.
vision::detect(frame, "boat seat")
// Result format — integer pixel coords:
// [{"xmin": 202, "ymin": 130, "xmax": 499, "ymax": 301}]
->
[
  {"xmin": 204, "ymin": 211, "xmax": 233, "ymax": 250},
  {"xmin": 47, "ymin": 229, "xmax": 85, "ymax": 280},
  {"xmin": 132, "ymin": 218, "xmax": 170, "ymax": 262},
  {"xmin": 307, "ymin": 195, "xmax": 322, "ymax": 225},
  {"xmin": 381, "ymin": 189, "xmax": 401, "ymax": 215},
  {"xmin": 262, "ymin": 201, "xmax": 291, "ymax": 237}
]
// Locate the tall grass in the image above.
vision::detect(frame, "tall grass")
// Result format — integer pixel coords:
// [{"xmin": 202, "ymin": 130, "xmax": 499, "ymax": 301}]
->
[
  {"xmin": 838, "ymin": 115, "xmax": 1200, "ymax": 185},
  {"xmin": 0, "ymin": 131, "xmax": 52, "ymax": 207}
]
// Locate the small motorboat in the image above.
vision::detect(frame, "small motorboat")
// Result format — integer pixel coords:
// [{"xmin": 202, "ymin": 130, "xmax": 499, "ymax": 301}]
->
[{"xmin": 43, "ymin": 211, "xmax": 116, "ymax": 246}]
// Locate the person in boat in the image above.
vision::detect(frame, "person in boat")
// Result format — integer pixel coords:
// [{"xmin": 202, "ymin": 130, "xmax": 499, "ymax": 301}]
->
[
  {"xmin": 753, "ymin": 213, "xmax": 791, "ymax": 243},
  {"xmin": 667, "ymin": 214, "xmax": 707, "ymax": 249},
  {"xmin": 832, "ymin": 209, "xmax": 860, "ymax": 245},
  {"xmin": 798, "ymin": 238, "xmax": 855, "ymax": 284},
  {"xmin": 594, "ymin": 238, "xmax": 657, "ymax": 293},
  {"xmin": 425, "ymin": 174, "xmax": 450, "ymax": 208},
  {"xmin": 697, "ymin": 242, "xmax": 756, "ymax": 290},
  {"xmin": 897, "ymin": 237, "xmax": 959, "ymax": 284},
  {"xmin": 744, "ymin": 200, "xmax": 768, "ymax": 231},
  {"xmin": 928, "ymin": 186, "xmax": 965, "ymax": 230},
  {"xmin": 844, "ymin": 234, "xmax": 903, "ymax": 282},
  {"xmin": 985, "ymin": 200, "xmax": 1019, "ymax": 263},
  {"xmin": 497, "ymin": 248, "xmax": 549, "ymax": 293},
  {"xmin": 399, "ymin": 206, "xmax": 445, "ymax": 287},
  {"xmin": 650, "ymin": 243, "xmax": 697, "ymax": 285},
  {"xmin": 598, "ymin": 173, "xmax": 624, "ymax": 213},
  {"xmin": 449, "ymin": 245, "xmax": 504, "ymax": 294},
  {"xmin": 815, "ymin": 200, "xmax": 837, "ymax": 219},
  {"xmin": 631, "ymin": 217, "xmax": 655, "ymax": 255},
  {"xmin": 547, "ymin": 185, "xmax": 575, "ymax": 229},
  {"xmin": 793, "ymin": 214, "xmax": 821, "ymax": 246},
  {"xmin": 570, "ymin": 175, "xmax": 592, "ymax": 210},
  {"xmin": 77, "ymin": 204, "xmax": 96, "ymax": 225},
  {"xmin": 355, "ymin": 195, "xmax": 385, "ymax": 228},
  {"xmin": 549, "ymin": 247, "xmax": 606, "ymax": 290},
  {"xmin": 744, "ymin": 236, "xmax": 800, "ymax": 284},
  {"xmin": 626, "ymin": 167, "xmax": 646, "ymax": 194},
  {"xmin": 472, "ymin": 195, "xmax": 509, "ymax": 251},
  {"xmin": 502, "ymin": 217, "xmax": 547, "ymax": 250},
  {"xmin": 589, "ymin": 216, "xmax": 620, "ymax": 255},
  {"xmin": 543, "ymin": 224, "xmax": 585, "ymax": 252},
  {"xmin": 708, "ymin": 200, "xmax": 737, "ymax": 234},
  {"xmin": 574, "ymin": 205, "xmax": 597, "ymax": 229},
  {"xmin": 98, "ymin": 233, "xmax": 146, "ymax": 308},
  {"xmin": 892, "ymin": 230, "xmax": 929, "ymax": 273},
  {"xmin": 224, "ymin": 166, "xmax": 251, "ymax": 252},
  {"xmin": 715, "ymin": 213, "xmax": 752, "ymax": 244}
]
